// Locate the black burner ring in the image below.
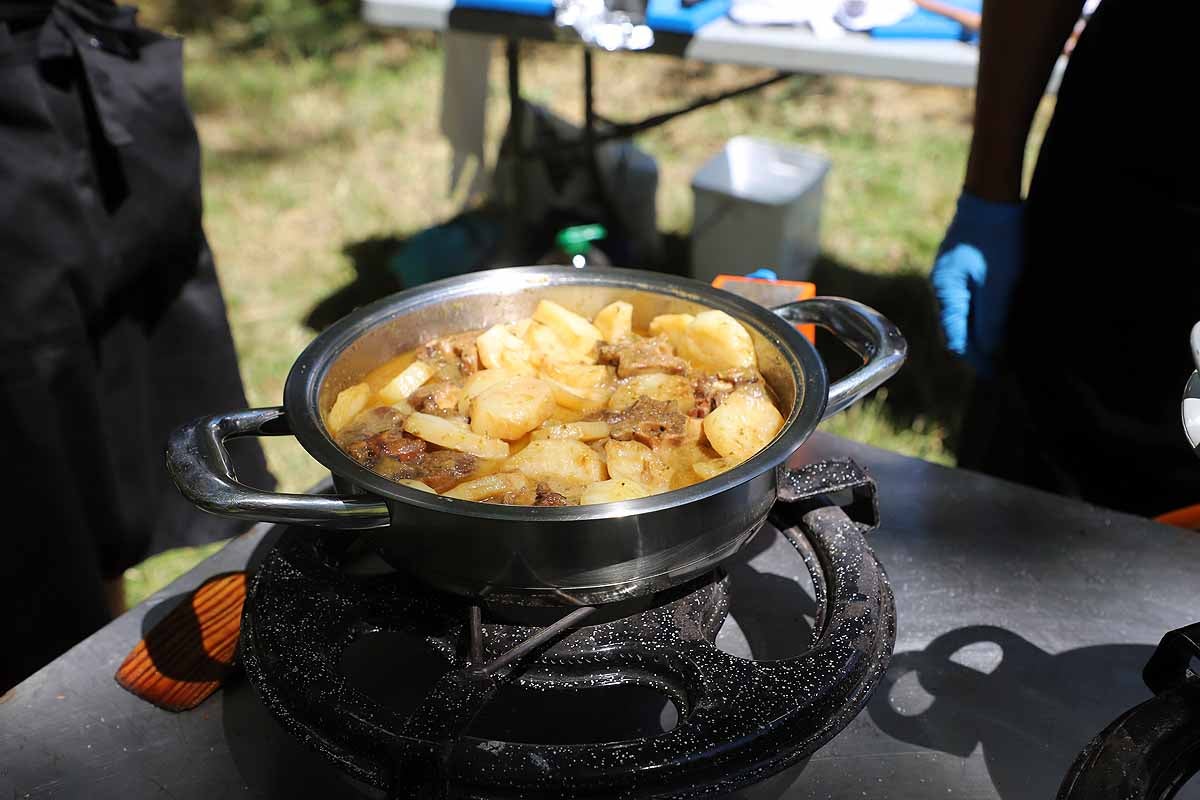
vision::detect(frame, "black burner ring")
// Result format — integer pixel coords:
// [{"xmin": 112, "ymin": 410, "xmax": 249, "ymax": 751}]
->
[{"xmin": 239, "ymin": 459, "xmax": 897, "ymax": 798}]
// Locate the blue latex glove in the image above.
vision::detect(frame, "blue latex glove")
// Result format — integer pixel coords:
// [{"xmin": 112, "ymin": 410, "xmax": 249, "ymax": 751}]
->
[{"xmin": 930, "ymin": 192, "xmax": 1025, "ymax": 374}]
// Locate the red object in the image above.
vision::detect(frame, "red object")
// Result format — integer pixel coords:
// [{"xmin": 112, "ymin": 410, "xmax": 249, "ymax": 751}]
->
[
  {"xmin": 711, "ymin": 274, "xmax": 817, "ymax": 343},
  {"xmin": 1154, "ymin": 504, "xmax": 1200, "ymax": 531}
]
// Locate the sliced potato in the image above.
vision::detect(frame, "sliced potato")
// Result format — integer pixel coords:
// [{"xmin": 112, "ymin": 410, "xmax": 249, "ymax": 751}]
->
[
  {"xmin": 364, "ymin": 352, "xmax": 417, "ymax": 392},
  {"xmin": 685, "ymin": 310, "xmax": 757, "ymax": 372},
  {"xmin": 377, "ymin": 361, "xmax": 435, "ymax": 405},
  {"xmin": 443, "ymin": 472, "xmax": 530, "ymax": 501},
  {"xmin": 476, "ymin": 324, "xmax": 536, "ymax": 374},
  {"xmin": 692, "ymin": 457, "xmax": 740, "ymax": 481},
  {"xmin": 403, "ymin": 412, "xmax": 509, "ymax": 459},
  {"xmin": 593, "ymin": 301, "xmax": 633, "ymax": 342},
  {"xmin": 469, "ymin": 376, "xmax": 556, "ymax": 441},
  {"xmin": 531, "ymin": 421, "xmax": 611, "ymax": 442},
  {"xmin": 523, "ymin": 321, "xmax": 579, "ymax": 366},
  {"xmin": 607, "ymin": 373, "xmax": 693, "ymax": 414},
  {"xmin": 396, "ymin": 479, "xmax": 437, "ymax": 493},
  {"xmin": 702, "ymin": 387, "xmax": 784, "ymax": 461},
  {"xmin": 458, "ymin": 367, "xmax": 520, "ymax": 415},
  {"xmin": 506, "ymin": 439, "xmax": 605, "ymax": 486},
  {"xmin": 661, "ymin": 439, "xmax": 718, "ymax": 484},
  {"xmin": 507, "ymin": 317, "xmax": 534, "ymax": 339},
  {"xmin": 533, "ymin": 299, "xmax": 602, "ymax": 360},
  {"xmin": 543, "ymin": 376, "xmax": 611, "ymax": 413},
  {"xmin": 647, "ymin": 314, "xmax": 694, "ymax": 357},
  {"xmin": 541, "ymin": 362, "xmax": 615, "ymax": 391},
  {"xmin": 547, "ymin": 404, "xmax": 587, "ymax": 424},
  {"xmin": 580, "ymin": 478, "xmax": 650, "ymax": 505},
  {"xmin": 327, "ymin": 382, "xmax": 371, "ymax": 434},
  {"xmin": 604, "ymin": 440, "xmax": 671, "ymax": 492}
]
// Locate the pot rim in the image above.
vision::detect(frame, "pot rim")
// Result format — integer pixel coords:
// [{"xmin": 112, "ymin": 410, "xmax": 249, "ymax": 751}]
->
[{"xmin": 282, "ymin": 266, "xmax": 828, "ymax": 522}]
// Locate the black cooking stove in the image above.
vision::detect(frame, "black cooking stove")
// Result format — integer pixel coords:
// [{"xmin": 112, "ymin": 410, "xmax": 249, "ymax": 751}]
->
[
  {"xmin": 238, "ymin": 459, "xmax": 895, "ymax": 798},
  {"xmin": 4, "ymin": 434, "xmax": 1199, "ymax": 800}
]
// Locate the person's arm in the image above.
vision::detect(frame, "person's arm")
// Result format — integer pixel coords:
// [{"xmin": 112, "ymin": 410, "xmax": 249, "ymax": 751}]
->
[{"xmin": 964, "ymin": 0, "xmax": 1085, "ymax": 203}]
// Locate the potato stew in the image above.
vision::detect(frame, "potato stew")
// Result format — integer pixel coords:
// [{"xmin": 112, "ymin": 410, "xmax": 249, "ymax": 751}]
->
[{"xmin": 325, "ymin": 300, "xmax": 785, "ymax": 506}]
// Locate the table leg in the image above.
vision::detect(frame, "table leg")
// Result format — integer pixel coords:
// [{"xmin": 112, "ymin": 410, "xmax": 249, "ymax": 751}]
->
[
  {"xmin": 582, "ymin": 48, "xmax": 625, "ymax": 251},
  {"xmin": 506, "ymin": 38, "xmax": 524, "ymax": 241}
]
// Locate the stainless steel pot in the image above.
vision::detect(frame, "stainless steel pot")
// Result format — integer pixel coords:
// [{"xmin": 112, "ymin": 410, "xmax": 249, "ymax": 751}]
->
[{"xmin": 168, "ymin": 266, "xmax": 906, "ymax": 604}]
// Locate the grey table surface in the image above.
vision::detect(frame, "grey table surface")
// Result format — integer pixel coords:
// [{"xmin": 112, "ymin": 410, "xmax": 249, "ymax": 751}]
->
[{"xmin": 2, "ymin": 431, "xmax": 1198, "ymax": 799}]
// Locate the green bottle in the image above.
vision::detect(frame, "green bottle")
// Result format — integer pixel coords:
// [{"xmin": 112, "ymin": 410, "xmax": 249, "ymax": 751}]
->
[{"xmin": 540, "ymin": 224, "xmax": 610, "ymax": 268}]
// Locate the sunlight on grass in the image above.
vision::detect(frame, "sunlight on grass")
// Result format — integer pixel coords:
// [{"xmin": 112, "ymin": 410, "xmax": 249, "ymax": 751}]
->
[
  {"xmin": 819, "ymin": 390, "xmax": 953, "ymax": 466},
  {"xmin": 124, "ymin": 541, "xmax": 227, "ymax": 607}
]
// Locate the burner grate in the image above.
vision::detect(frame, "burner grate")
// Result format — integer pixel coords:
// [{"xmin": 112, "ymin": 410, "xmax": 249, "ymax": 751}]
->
[{"xmin": 238, "ymin": 459, "xmax": 896, "ymax": 798}]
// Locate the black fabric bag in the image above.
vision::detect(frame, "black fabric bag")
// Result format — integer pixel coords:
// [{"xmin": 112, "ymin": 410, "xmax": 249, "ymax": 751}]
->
[{"xmin": 0, "ymin": 0, "xmax": 274, "ymax": 689}]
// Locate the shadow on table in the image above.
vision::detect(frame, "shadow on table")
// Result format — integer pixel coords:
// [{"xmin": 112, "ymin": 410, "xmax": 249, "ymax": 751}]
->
[{"xmin": 868, "ymin": 625, "xmax": 1155, "ymax": 800}]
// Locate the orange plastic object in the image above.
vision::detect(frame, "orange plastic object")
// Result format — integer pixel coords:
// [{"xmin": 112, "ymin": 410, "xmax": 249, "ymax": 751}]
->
[
  {"xmin": 711, "ymin": 274, "xmax": 816, "ymax": 343},
  {"xmin": 1154, "ymin": 503, "xmax": 1200, "ymax": 531}
]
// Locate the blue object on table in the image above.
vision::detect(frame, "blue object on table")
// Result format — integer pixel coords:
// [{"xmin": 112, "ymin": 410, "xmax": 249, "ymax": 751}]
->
[
  {"xmin": 745, "ymin": 268, "xmax": 778, "ymax": 280},
  {"xmin": 453, "ymin": 0, "xmax": 553, "ymax": 15},
  {"xmin": 451, "ymin": 0, "xmax": 728, "ymax": 31},
  {"xmin": 645, "ymin": 0, "xmax": 730, "ymax": 34},
  {"xmin": 870, "ymin": 0, "xmax": 980, "ymax": 41}
]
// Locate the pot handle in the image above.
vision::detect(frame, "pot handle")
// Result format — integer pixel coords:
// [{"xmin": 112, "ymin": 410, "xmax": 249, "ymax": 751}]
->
[
  {"xmin": 773, "ymin": 296, "xmax": 907, "ymax": 419},
  {"xmin": 166, "ymin": 407, "xmax": 391, "ymax": 530}
]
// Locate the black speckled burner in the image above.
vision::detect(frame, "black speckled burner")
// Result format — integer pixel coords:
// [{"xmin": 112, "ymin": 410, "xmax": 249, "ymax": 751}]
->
[{"xmin": 239, "ymin": 459, "xmax": 896, "ymax": 799}]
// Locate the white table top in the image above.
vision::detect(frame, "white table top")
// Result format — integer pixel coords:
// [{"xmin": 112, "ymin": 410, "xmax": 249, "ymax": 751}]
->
[{"xmin": 363, "ymin": 0, "xmax": 1066, "ymax": 91}]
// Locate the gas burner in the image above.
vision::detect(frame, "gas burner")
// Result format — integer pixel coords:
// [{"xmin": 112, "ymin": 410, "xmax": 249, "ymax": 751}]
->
[{"xmin": 239, "ymin": 459, "xmax": 896, "ymax": 798}]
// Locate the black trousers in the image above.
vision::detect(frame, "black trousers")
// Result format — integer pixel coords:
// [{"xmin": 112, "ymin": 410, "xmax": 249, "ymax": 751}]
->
[
  {"xmin": 0, "ymin": 0, "xmax": 274, "ymax": 688},
  {"xmin": 960, "ymin": 0, "xmax": 1200, "ymax": 516}
]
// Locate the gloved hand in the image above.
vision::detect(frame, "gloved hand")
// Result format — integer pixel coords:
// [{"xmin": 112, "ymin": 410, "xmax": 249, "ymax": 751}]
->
[{"xmin": 930, "ymin": 192, "xmax": 1026, "ymax": 375}]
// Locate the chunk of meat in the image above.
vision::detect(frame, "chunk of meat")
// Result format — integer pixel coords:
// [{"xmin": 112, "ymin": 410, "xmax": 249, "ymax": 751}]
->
[
  {"xmin": 374, "ymin": 449, "xmax": 479, "ymax": 492},
  {"xmin": 597, "ymin": 336, "xmax": 689, "ymax": 379},
  {"xmin": 347, "ymin": 430, "xmax": 427, "ymax": 467},
  {"xmin": 603, "ymin": 396, "xmax": 688, "ymax": 447},
  {"xmin": 716, "ymin": 368, "xmax": 760, "ymax": 386},
  {"xmin": 408, "ymin": 381, "xmax": 462, "ymax": 416},
  {"xmin": 691, "ymin": 375, "xmax": 735, "ymax": 418},
  {"xmin": 420, "ymin": 330, "xmax": 482, "ymax": 376},
  {"xmin": 334, "ymin": 406, "xmax": 406, "ymax": 448},
  {"xmin": 376, "ymin": 431, "xmax": 427, "ymax": 460},
  {"xmin": 491, "ymin": 483, "xmax": 539, "ymax": 506},
  {"xmin": 533, "ymin": 482, "xmax": 570, "ymax": 507}
]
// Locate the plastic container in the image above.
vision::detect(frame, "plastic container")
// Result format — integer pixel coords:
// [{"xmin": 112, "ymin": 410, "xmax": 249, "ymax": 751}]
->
[{"xmin": 689, "ymin": 136, "xmax": 831, "ymax": 283}]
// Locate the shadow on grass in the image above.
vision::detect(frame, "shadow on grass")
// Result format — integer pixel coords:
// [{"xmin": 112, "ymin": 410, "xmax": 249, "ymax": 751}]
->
[
  {"xmin": 204, "ymin": 128, "xmax": 356, "ymax": 177},
  {"xmin": 809, "ymin": 254, "xmax": 971, "ymax": 439},
  {"xmin": 656, "ymin": 233, "xmax": 969, "ymax": 446},
  {"xmin": 303, "ymin": 236, "xmax": 406, "ymax": 331}
]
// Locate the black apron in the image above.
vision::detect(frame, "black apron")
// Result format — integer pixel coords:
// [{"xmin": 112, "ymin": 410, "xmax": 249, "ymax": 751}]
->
[
  {"xmin": 0, "ymin": 0, "xmax": 274, "ymax": 689},
  {"xmin": 960, "ymin": 0, "xmax": 1200, "ymax": 516}
]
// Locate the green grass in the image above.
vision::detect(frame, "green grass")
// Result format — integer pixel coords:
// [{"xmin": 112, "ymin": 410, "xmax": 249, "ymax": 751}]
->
[{"xmin": 123, "ymin": 31, "xmax": 1054, "ymax": 602}]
